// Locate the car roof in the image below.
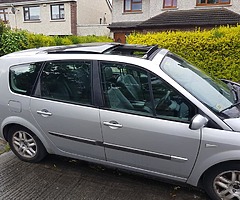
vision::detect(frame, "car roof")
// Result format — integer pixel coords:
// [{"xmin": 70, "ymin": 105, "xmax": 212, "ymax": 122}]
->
[{"xmin": 2, "ymin": 43, "xmax": 161, "ymax": 61}]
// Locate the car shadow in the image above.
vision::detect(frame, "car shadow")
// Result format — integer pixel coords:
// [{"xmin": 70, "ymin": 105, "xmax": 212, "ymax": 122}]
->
[{"xmin": 36, "ymin": 154, "xmax": 210, "ymax": 200}]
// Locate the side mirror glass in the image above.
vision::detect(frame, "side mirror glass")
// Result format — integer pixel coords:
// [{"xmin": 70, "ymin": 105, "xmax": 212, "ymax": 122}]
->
[{"xmin": 189, "ymin": 114, "xmax": 208, "ymax": 130}]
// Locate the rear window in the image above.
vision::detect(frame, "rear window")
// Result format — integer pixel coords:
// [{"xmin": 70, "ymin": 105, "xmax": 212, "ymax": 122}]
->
[{"xmin": 9, "ymin": 63, "xmax": 42, "ymax": 95}]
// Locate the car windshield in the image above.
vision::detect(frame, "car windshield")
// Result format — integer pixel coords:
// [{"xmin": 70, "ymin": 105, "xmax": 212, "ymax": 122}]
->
[{"xmin": 160, "ymin": 53, "xmax": 235, "ymax": 116}]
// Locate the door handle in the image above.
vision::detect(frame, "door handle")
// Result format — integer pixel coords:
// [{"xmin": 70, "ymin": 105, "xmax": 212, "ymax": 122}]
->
[
  {"xmin": 103, "ymin": 121, "xmax": 123, "ymax": 129},
  {"xmin": 37, "ymin": 109, "xmax": 52, "ymax": 117}
]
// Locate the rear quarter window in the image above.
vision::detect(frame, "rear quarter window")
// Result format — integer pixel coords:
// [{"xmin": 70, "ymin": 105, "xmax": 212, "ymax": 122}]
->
[{"xmin": 9, "ymin": 63, "xmax": 42, "ymax": 95}]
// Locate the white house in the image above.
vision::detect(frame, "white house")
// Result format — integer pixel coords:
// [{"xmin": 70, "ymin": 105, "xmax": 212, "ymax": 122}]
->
[{"xmin": 0, "ymin": 0, "xmax": 112, "ymax": 36}]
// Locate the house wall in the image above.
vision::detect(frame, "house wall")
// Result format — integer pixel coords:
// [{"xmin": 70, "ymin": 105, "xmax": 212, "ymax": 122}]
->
[
  {"xmin": 7, "ymin": 1, "xmax": 74, "ymax": 35},
  {"xmin": 112, "ymin": 0, "xmax": 150, "ymax": 23},
  {"xmin": 77, "ymin": 24, "xmax": 112, "ymax": 36},
  {"xmin": 227, "ymin": 0, "xmax": 240, "ymax": 13},
  {"xmin": 77, "ymin": 0, "xmax": 111, "ymax": 25},
  {"xmin": 77, "ymin": 0, "xmax": 112, "ymax": 36}
]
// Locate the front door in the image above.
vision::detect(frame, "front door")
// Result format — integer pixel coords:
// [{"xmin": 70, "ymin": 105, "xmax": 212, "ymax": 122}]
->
[
  {"xmin": 30, "ymin": 60, "xmax": 105, "ymax": 160},
  {"xmin": 99, "ymin": 61, "xmax": 201, "ymax": 181}
]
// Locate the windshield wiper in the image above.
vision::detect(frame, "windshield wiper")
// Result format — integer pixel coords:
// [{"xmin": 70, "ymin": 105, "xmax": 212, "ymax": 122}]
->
[
  {"xmin": 220, "ymin": 101, "xmax": 240, "ymax": 113},
  {"xmin": 226, "ymin": 83, "xmax": 238, "ymax": 102},
  {"xmin": 222, "ymin": 79, "xmax": 240, "ymax": 102}
]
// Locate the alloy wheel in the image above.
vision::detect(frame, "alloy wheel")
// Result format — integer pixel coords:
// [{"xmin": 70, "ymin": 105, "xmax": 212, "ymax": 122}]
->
[
  {"xmin": 12, "ymin": 130, "xmax": 37, "ymax": 159},
  {"xmin": 214, "ymin": 170, "xmax": 240, "ymax": 200}
]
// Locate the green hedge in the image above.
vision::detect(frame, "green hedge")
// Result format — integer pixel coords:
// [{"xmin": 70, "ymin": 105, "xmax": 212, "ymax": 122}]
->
[
  {"xmin": 0, "ymin": 22, "xmax": 113, "ymax": 56},
  {"xmin": 0, "ymin": 28, "xmax": 28, "ymax": 55},
  {"xmin": 127, "ymin": 25, "xmax": 240, "ymax": 82}
]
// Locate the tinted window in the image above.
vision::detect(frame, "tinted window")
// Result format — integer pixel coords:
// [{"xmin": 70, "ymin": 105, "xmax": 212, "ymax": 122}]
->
[
  {"xmin": 100, "ymin": 62, "xmax": 196, "ymax": 122},
  {"xmin": 10, "ymin": 63, "xmax": 42, "ymax": 95},
  {"xmin": 40, "ymin": 61, "xmax": 92, "ymax": 105},
  {"xmin": 151, "ymin": 75, "xmax": 196, "ymax": 121}
]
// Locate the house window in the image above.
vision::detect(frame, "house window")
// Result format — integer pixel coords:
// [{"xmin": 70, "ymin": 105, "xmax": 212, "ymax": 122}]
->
[
  {"xmin": 163, "ymin": 0, "xmax": 177, "ymax": 8},
  {"xmin": 0, "ymin": 9, "xmax": 8, "ymax": 23},
  {"xmin": 23, "ymin": 6, "xmax": 40, "ymax": 21},
  {"xmin": 196, "ymin": 0, "xmax": 230, "ymax": 6},
  {"xmin": 51, "ymin": 4, "xmax": 64, "ymax": 20},
  {"xmin": 124, "ymin": 0, "xmax": 142, "ymax": 12}
]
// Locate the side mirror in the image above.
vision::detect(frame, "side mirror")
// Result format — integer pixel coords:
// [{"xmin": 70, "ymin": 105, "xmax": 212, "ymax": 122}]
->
[{"xmin": 189, "ymin": 114, "xmax": 208, "ymax": 130}]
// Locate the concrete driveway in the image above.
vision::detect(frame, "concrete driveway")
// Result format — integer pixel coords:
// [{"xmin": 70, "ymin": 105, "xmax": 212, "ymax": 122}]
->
[{"xmin": 0, "ymin": 152, "xmax": 210, "ymax": 200}]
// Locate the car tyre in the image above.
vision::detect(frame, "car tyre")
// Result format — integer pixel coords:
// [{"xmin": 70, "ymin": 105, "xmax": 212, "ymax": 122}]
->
[
  {"xmin": 203, "ymin": 162, "xmax": 240, "ymax": 200},
  {"xmin": 8, "ymin": 126, "xmax": 47, "ymax": 163}
]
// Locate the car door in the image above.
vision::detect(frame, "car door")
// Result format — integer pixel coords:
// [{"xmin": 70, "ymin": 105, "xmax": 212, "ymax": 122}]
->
[
  {"xmin": 30, "ymin": 60, "xmax": 105, "ymax": 160},
  {"xmin": 99, "ymin": 61, "xmax": 201, "ymax": 181}
]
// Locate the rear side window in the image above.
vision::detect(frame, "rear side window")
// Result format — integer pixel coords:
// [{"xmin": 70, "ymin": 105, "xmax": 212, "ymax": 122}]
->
[
  {"xmin": 39, "ymin": 61, "xmax": 92, "ymax": 105},
  {"xmin": 9, "ymin": 63, "xmax": 42, "ymax": 95}
]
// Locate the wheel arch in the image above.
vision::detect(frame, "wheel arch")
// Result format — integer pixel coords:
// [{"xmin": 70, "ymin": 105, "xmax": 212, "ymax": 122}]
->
[
  {"xmin": 1, "ymin": 116, "xmax": 53, "ymax": 154},
  {"xmin": 187, "ymin": 150, "xmax": 240, "ymax": 187},
  {"xmin": 197, "ymin": 160, "xmax": 240, "ymax": 188}
]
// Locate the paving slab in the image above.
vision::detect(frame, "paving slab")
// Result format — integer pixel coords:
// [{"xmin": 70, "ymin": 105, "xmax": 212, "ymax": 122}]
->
[{"xmin": 0, "ymin": 152, "xmax": 210, "ymax": 200}]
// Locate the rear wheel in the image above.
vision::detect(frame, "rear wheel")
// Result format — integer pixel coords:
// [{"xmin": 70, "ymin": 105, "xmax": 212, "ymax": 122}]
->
[
  {"xmin": 203, "ymin": 163, "xmax": 240, "ymax": 200},
  {"xmin": 8, "ymin": 126, "xmax": 47, "ymax": 162}
]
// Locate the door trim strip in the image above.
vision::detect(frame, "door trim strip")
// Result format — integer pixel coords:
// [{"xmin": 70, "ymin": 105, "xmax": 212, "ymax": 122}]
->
[
  {"xmin": 49, "ymin": 131, "xmax": 98, "ymax": 146},
  {"xmin": 48, "ymin": 131, "xmax": 188, "ymax": 162},
  {"xmin": 103, "ymin": 142, "xmax": 171, "ymax": 160}
]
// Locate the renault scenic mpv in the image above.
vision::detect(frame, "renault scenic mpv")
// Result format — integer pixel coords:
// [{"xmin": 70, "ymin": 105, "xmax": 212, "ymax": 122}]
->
[{"xmin": 0, "ymin": 44, "xmax": 240, "ymax": 200}]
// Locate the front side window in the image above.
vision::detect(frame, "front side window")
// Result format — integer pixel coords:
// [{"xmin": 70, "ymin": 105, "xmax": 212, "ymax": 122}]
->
[
  {"xmin": 9, "ymin": 63, "xmax": 42, "ymax": 95},
  {"xmin": 196, "ymin": 0, "xmax": 230, "ymax": 6},
  {"xmin": 151, "ymin": 75, "xmax": 195, "ymax": 121},
  {"xmin": 100, "ymin": 62, "xmax": 196, "ymax": 122},
  {"xmin": 23, "ymin": 6, "xmax": 40, "ymax": 21},
  {"xmin": 124, "ymin": 0, "xmax": 142, "ymax": 12},
  {"xmin": 0, "ymin": 9, "xmax": 8, "ymax": 22},
  {"xmin": 163, "ymin": 0, "xmax": 177, "ymax": 8},
  {"xmin": 101, "ymin": 62, "xmax": 152, "ymax": 115},
  {"xmin": 39, "ymin": 61, "xmax": 92, "ymax": 105},
  {"xmin": 51, "ymin": 4, "xmax": 64, "ymax": 20}
]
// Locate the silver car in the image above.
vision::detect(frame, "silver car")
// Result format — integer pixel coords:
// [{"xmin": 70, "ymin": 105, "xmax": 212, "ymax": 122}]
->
[{"xmin": 0, "ymin": 44, "xmax": 239, "ymax": 200}]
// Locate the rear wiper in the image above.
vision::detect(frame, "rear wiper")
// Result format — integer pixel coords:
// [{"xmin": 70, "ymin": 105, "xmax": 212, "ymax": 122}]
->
[{"xmin": 220, "ymin": 101, "xmax": 240, "ymax": 113}]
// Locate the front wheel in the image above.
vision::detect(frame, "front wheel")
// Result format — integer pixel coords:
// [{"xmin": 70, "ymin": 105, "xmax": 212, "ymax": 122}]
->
[
  {"xmin": 8, "ymin": 126, "xmax": 47, "ymax": 163},
  {"xmin": 203, "ymin": 163, "xmax": 240, "ymax": 200}
]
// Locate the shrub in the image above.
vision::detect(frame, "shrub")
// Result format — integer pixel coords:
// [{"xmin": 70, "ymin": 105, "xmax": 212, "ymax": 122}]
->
[
  {"xmin": 0, "ymin": 28, "xmax": 28, "ymax": 56},
  {"xmin": 0, "ymin": 22, "xmax": 113, "ymax": 55},
  {"xmin": 60, "ymin": 37, "xmax": 73, "ymax": 45},
  {"xmin": 71, "ymin": 35, "xmax": 113, "ymax": 43},
  {"xmin": 26, "ymin": 33, "xmax": 56, "ymax": 49},
  {"xmin": 51, "ymin": 35, "xmax": 112, "ymax": 46},
  {"xmin": 67, "ymin": 35, "xmax": 82, "ymax": 44},
  {"xmin": 0, "ymin": 20, "xmax": 7, "ymax": 37},
  {"xmin": 127, "ymin": 25, "xmax": 240, "ymax": 82}
]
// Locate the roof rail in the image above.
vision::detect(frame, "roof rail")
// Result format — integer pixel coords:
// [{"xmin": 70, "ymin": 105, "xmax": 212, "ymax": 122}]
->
[{"xmin": 143, "ymin": 45, "xmax": 159, "ymax": 60}]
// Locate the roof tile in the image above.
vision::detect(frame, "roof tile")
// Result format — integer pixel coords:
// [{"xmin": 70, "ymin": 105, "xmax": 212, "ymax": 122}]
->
[{"xmin": 139, "ymin": 8, "xmax": 240, "ymax": 28}]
